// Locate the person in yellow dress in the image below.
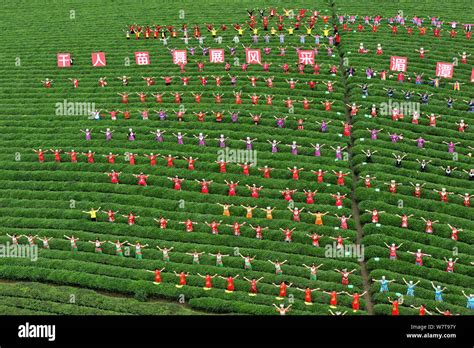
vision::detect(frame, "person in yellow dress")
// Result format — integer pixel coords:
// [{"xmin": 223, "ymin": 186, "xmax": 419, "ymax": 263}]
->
[
  {"xmin": 241, "ymin": 205, "xmax": 257, "ymax": 218},
  {"xmin": 235, "ymin": 27, "xmax": 245, "ymax": 36},
  {"xmin": 217, "ymin": 203, "xmax": 233, "ymax": 216},
  {"xmin": 323, "ymin": 26, "xmax": 330, "ymax": 37},
  {"xmin": 260, "ymin": 206, "xmax": 275, "ymax": 219},
  {"xmin": 82, "ymin": 207, "xmax": 101, "ymax": 221},
  {"xmin": 308, "ymin": 210, "xmax": 329, "ymax": 225}
]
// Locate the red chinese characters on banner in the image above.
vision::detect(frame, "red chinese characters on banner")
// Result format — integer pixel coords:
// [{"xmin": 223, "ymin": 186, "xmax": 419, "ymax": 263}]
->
[
  {"xmin": 435, "ymin": 62, "xmax": 454, "ymax": 78},
  {"xmin": 91, "ymin": 52, "xmax": 106, "ymax": 67},
  {"xmin": 390, "ymin": 56, "xmax": 407, "ymax": 71},
  {"xmin": 298, "ymin": 50, "xmax": 315, "ymax": 65},
  {"xmin": 134, "ymin": 51, "xmax": 150, "ymax": 65},
  {"xmin": 245, "ymin": 48, "xmax": 261, "ymax": 64},
  {"xmin": 470, "ymin": 68, "xmax": 474, "ymax": 82},
  {"xmin": 57, "ymin": 53, "xmax": 71, "ymax": 68},
  {"xmin": 172, "ymin": 50, "xmax": 187, "ymax": 65},
  {"xmin": 209, "ymin": 49, "xmax": 225, "ymax": 63}
]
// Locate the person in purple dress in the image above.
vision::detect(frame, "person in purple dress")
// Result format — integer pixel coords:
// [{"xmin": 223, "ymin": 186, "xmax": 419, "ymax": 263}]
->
[
  {"xmin": 228, "ymin": 74, "xmax": 237, "ymax": 86},
  {"xmin": 200, "ymin": 45, "xmax": 209, "ymax": 56},
  {"xmin": 331, "ymin": 145, "xmax": 347, "ymax": 160},
  {"xmin": 150, "ymin": 129, "xmax": 165, "ymax": 142},
  {"xmin": 443, "ymin": 141, "xmax": 460, "ymax": 153},
  {"xmin": 188, "ymin": 47, "xmax": 195, "ymax": 56},
  {"xmin": 195, "ymin": 133, "xmax": 208, "ymax": 146},
  {"xmin": 287, "ymin": 141, "xmax": 298, "ymax": 155},
  {"xmin": 267, "ymin": 140, "xmax": 280, "ymax": 153},
  {"xmin": 413, "ymin": 137, "xmax": 429, "ymax": 149},
  {"xmin": 310, "ymin": 143, "xmax": 325, "ymax": 156},
  {"xmin": 274, "ymin": 116, "xmax": 288, "ymax": 128},
  {"xmin": 127, "ymin": 128, "xmax": 135, "ymax": 141},
  {"xmin": 367, "ymin": 128, "xmax": 382, "ymax": 140},
  {"xmin": 226, "ymin": 46, "xmax": 236, "ymax": 55},
  {"xmin": 315, "ymin": 120, "xmax": 331, "ymax": 132},
  {"xmin": 228, "ymin": 111, "xmax": 239, "ymax": 123},
  {"xmin": 388, "ymin": 132, "xmax": 403, "ymax": 143},
  {"xmin": 215, "ymin": 134, "xmax": 228, "ymax": 148},
  {"xmin": 153, "ymin": 109, "xmax": 167, "ymax": 121},
  {"xmin": 241, "ymin": 137, "xmax": 257, "ymax": 150},
  {"xmin": 80, "ymin": 128, "xmax": 92, "ymax": 141},
  {"xmin": 365, "ymin": 67, "xmax": 374, "ymax": 79},
  {"xmin": 173, "ymin": 132, "xmax": 186, "ymax": 145},
  {"xmin": 100, "ymin": 128, "xmax": 114, "ymax": 141}
]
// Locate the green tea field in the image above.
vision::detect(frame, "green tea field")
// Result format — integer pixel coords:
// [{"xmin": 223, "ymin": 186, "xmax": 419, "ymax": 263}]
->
[{"xmin": 0, "ymin": 0, "xmax": 472, "ymax": 318}]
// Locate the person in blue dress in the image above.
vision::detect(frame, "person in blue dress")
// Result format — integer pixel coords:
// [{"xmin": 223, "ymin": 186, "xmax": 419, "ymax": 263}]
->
[
  {"xmin": 403, "ymin": 278, "xmax": 420, "ymax": 297},
  {"xmin": 463, "ymin": 99, "xmax": 474, "ymax": 112},
  {"xmin": 445, "ymin": 97, "xmax": 455, "ymax": 108},
  {"xmin": 462, "ymin": 290, "xmax": 474, "ymax": 309},
  {"xmin": 418, "ymin": 92, "xmax": 433, "ymax": 104},
  {"xmin": 431, "ymin": 282, "xmax": 447, "ymax": 302},
  {"xmin": 373, "ymin": 276, "xmax": 395, "ymax": 293}
]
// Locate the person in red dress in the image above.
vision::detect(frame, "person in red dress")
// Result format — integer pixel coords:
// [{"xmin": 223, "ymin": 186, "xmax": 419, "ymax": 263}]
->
[
  {"xmin": 219, "ymin": 274, "xmax": 239, "ymax": 293},
  {"xmin": 296, "ymin": 287, "xmax": 320, "ymax": 305},
  {"xmin": 32, "ymin": 148, "xmax": 48, "ymax": 162},
  {"xmin": 410, "ymin": 305, "xmax": 432, "ymax": 316},
  {"xmin": 195, "ymin": 179, "xmax": 212, "ymax": 194},
  {"xmin": 133, "ymin": 172, "xmax": 149, "ymax": 186},
  {"xmin": 197, "ymin": 273, "xmax": 218, "ymax": 290},
  {"xmin": 168, "ymin": 175, "xmax": 184, "ymax": 190},
  {"xmin": 102, "ymin": 209, "xmax": 119, "ymax": 223},
  {"xmin": 215, "ymin": 160, "xmax": 228, "ymax": 173},
  {"xmin": 122, "ymin": 212, "xmax": 139, "ymax": 226},
  {"xmin": 258, "ymin": 165, "xmax": 274, "ymax": 178},
  {"xmin": 243, "ymin": 277, "xmax": 264, "ymax": 296},
  {"xmin": 144, "ymin": 153, "xmax": 159, "ymax": 166},
  {"xmin": 174, "ymin": 271, "xmax": 189, "ymax": 288},
  {"xmin": 323, "ymin": 290, "xmax": 345, "ymax": 308},
  {"xmin": 179, "ymin": 219, "xmax": 198, "ymax": 232},
  {"xmin": 288, "ymin": 166, "xmax": 304, "ymax": 180},
  {"xmin": 335, "ymin": 268, "xmax": 357, "ymax": 285},
  {"xmin": 246, "ymin": 184, "xmax": 263, "ymax": 198},
  {"xmin": 117, "ymin": 92, "xmax": 129, "ymax": 104},
  {"xmin": 104, "ymin": 170, "xmax": 121, "ymax": 184},
  {"xmin": 49, "ymin": 148, "xmax": 62, "ymax": 162},
  {"xmin": 146, "ymin": 268, "xmax": 165, "ymax": 284},
  {"xmin": 388, "ymin": 296, "xmax": 404, "ymax": 316},
  {"xmin": 162, "ymin": 154, "xmax": 178, "ymax": 167},
  {"xmin": 273, "ymin": 281, "xmax": 292, "ymax": 300},
  {"xmin": 224, "ymin": 180, "xmax": 239, "ymax": 196},
  {"xmin": 183, "ymin": 156, "xmax": 197, "ymax": 170},
  {"xmin": 343, "ymin": 291, "xmax": 367, "ymax": 312},
  {"xmin": 82, "ymin": 150, "xmax": 95, "ymax": 163},
  {"xmin": 332, "ymin": 192, "xmax": 347, "ymax": 208},
  {"xmin": 333, "ymin": 170, "xmax": 350, "ymax": 186}
]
